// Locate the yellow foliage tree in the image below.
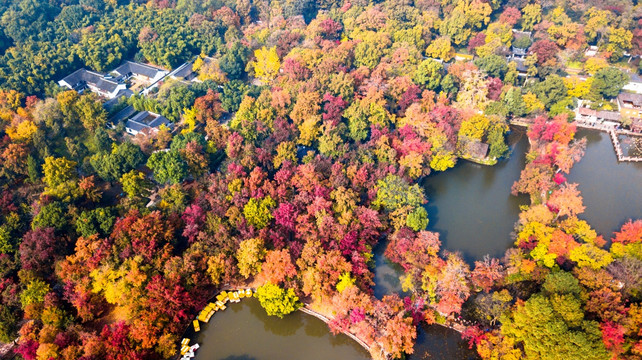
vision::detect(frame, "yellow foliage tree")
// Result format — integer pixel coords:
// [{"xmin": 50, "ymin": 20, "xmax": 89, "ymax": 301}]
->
[
  {"xmin": 564, "ymin": 77, "xmax": 594, "ymax": 98},
  {"xmin": 425, "ymin": 37, "xmax": 454, "ymax": 61},
  {"xmin": 430, "ymin": 152, "xmax": 456, "ymax": 171},
  {"xmin": 6, "ymin": 120, "xmax": 37, "ymax": 141},
  {"xmin": 486, "ymin": 22, "xmax": 513, "ymax": 47},
  {"xmin": 253, "ymin": 46, "xmax": 281, "ymax": 82},
  {"xmin": 182, "ymin": 107, "xmax": 197, "ymax": 133},
  {"xmin": 297, "ymin": 117, "xmax": 321, "ymax": 146},
  {"xmin": 273, "ymin": 141, "xmax": 297, "ymax": 168},
  {"xmin": 459, "ymin": 114, "xmax": 490, "ymax": 140},
  {"xmin": 0, "ymin": 89, "xmax": 23, "ymax": 110},
  {"xmin": 606, "ymin": 27, "xmax": 632, "ymax": 60},
  {"xmin": 197, "ymin": 58, "xmax": 227, "ymax": 83},
  {"xmin": 523, "ymin": 92, "xmax": 545, "ymax": 113},
  {"xmin": 90, "ymin": 257, "xmax": 147, "ymax": 316},
  {"xmin": 584, "ymin": 7, "xmax": 612, "ymax": 43},
  {"xmin": 584, "ymin": 57, "xmax": 608, "ymax": 75}
]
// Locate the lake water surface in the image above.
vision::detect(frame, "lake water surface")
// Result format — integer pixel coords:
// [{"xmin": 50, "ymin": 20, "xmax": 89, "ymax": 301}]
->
[
  {"xmin": 191, "ymin": 297, "xmax": 370, "ymax": 360},
  {"xmin": 567, "ymin": 129, "xmax": 642, "ymax": 240}
]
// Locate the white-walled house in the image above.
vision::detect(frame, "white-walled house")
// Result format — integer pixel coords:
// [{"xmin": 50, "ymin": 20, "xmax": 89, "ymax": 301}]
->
[
  {"xmin": 623, "ymin": 73, "xmax": 642, "ymax": 94},
  {"xmin": 58, "ymin": 69, "xmax": 127, "ymax": 99},
  {"xmin": 111, "ymin": 61, "xmax": 169, "ymax": 83},
  {"xmin": 125, "ymin": 111, "xmax": 173, "ymax": 136}
]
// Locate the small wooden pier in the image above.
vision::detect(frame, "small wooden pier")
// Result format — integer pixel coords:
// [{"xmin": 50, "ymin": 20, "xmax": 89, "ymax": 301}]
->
[{"xmin": 604, "ymin": 129, "xmax": 642, "ymax": 162}]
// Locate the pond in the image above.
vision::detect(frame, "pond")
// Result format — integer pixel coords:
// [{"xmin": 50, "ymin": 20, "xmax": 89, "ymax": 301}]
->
[
  {"xmin": 421, "ymin": 128, "xmax": 530, "ymax": 262},
  {"xmin": 196, "ymin": 129, "xmax": 640, "ymax": 360},
  {"xmin": 192, "ymin": 297, "xmax": 371, "ymax": 360},
  {"xmin": 373, "ymin": 127, "xmax": 530, "ymax": 298}
]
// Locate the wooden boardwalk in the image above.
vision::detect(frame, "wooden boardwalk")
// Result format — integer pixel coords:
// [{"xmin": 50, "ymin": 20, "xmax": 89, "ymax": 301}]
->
[
  {"xmin": 299, "ymin": 306, "xmax": 372, "ymax": 352},
  {"xmin": 603, "ymin": 129, "xmax": 641, "ymax": 162}
]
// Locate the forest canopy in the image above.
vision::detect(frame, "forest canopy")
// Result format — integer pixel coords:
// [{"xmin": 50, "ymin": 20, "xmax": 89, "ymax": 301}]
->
[{"xmin": 0, "ymin": 0, "xmax": 640, "ymax": 359}]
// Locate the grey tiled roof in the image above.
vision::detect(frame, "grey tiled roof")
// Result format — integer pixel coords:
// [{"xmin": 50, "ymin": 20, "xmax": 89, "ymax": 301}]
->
[
  {"xmin": 172, "ymin": 62, "xmax": 194, "ymax": 79},
  {"xmin": 125, "ymin": 111, "xmax": 172, "ymax": 134},
  {"xmin": 619, "ymin": 92, "xmax": 642, "ymax": 107},
  {"xmin": 109, "ymin": 105, "xmax": 137, "ymax": 124},
  {"xmin": 512, "ymin": 59, "xmax": 527, "ymax": 72},
  {"xmin": 596, "ymin": 110, "xmax": 621, "ymax": 121},
  {"xmin": 60, "ymin": 69, "xmax": 121, "ymax": 93},
  {"xmin": 103, "ymin": 89, "xmax": 134, "ymax": 111},
  {"xmin": 125, "ymin": 119, "xmax": 148, "ymax": 133},
  {"xmin": 113, "ymin": 61, "xmax": 166, "ymax": 79}
]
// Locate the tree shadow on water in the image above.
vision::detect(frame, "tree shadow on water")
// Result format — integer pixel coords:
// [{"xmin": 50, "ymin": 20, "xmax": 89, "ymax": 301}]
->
[
  {"xmin": 219, "ymin": 355, "xmax": 258, "ymax": 360},
  {"xmin": 247, "ymin": 298, "xmax": 304, "ymax": 337}
]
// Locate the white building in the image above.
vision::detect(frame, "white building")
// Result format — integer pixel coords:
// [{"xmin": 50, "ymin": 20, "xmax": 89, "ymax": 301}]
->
[
  {"xmin": 125, "ymin": 110, "xmax": 173, "ymax": 136},
  {"xmin": 58, "ymin": 69, "xmax": 127, "ymax": 99},
  {"xmin": 622, "ymin": 73, "xmax": 642, "ymax": 94},
  {"xmin": 111, "ymin": 61, "xmax": 169, "ymax": 83}
]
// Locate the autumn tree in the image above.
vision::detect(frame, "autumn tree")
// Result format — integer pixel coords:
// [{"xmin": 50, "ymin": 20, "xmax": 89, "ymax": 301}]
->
[
  {"xmin": 425, "ymin": 37, "xmax": 454, "ymax": 61},
  {"xmin": 253, "ymin": 46, "xmax": 280, "ymax": 82},
  {"xmin": 254, "ymin": 283, "xmax": 302, "ymax": 318},
  {"xmin": 42, "ymin": 156, "xmax": 78, "ymax": 201},
  {"xmin": 120, "ymin": 170, "xmax": 153, "ymax": 199},
  {"xmin": 243, "ymin": 196, "xmax": 275, "ymax": 229},
  {"xmin": 521, "ymin": 3, "xmax": 542, "ymax": 31},
  {"xmin": 260, "ymin": 249, "xmax": 297, "ymax": 284},
  {"xmin": 236, "ymin": 237, "xmax": 266, "ymax": 278},
  {"xmin": 606, "ymin": 27, "xmax": 632, "ymax": 61}
]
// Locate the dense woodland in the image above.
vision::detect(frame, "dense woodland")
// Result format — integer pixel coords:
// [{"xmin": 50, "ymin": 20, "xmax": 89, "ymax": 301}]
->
[{"xmin": 0, "ymin": 0, "xmax": 641, "ymax": 359}]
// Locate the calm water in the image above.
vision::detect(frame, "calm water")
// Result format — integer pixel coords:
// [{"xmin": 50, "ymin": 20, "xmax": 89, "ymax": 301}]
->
[
  {"xmin": 196, "ymin": 128, "xmax": 640, "ymax": 360},
  {"xmin": 567, "ymin": 130, "xmax": 642, "ymax": 240},
  {"xmin": 413, "ymin": 325, "xmax": 479, "ymax": 360},
  {"xmin": 373, "ymin": 129, "xmax": 529, "ymax": 296},
  {"xmin": 422, "ymin": 128, "xmax": 530, "ymax": 262},
  {"xmin": 192, "ymin": 297, "xmax": 370, "ymax": 360}
]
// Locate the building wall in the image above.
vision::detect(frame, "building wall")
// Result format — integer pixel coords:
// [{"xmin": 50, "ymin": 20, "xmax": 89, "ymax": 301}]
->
[
  {"xmin": 620, "ymin": 107, "xmax": 642, "ymax": 119},
  {"xmin": 86, "ymin": 84, "xmax": 126, "ymax": 99}
]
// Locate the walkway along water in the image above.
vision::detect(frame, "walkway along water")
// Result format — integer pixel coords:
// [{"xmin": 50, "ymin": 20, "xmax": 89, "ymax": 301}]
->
[
  {"xmin": 187, "ymin": 294, "xmax": 371, "ymax": 360},
  {"xmin": 180, "ymin": 287, "xmax": 376, "ymax": 359},
  {"xmin": 298, "ymin": 306, "xmax": 372, "ymax": 353},
  {"xmin": 510, "ymin": 118, "xmax": 642, "ymax": 162},
  {"xmin": 604, "ymin": 128, "xmax": 642, "ymax": 162}
]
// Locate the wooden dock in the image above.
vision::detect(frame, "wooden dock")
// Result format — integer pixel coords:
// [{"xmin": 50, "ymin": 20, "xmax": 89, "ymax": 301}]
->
[{"xmin": 605, "ymin": 129, "xmax": 641, "ymax": 162}]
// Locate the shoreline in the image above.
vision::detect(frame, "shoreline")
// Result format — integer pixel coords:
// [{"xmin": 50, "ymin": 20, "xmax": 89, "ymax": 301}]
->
[{"xmin": 181, "ymin": 286, "xmax": 471, "ymax": 360}]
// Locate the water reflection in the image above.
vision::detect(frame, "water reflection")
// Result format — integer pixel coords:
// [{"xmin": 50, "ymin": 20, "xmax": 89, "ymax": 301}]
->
[
  {"xmin": 194, "ymin": 298, "xmax": 370, "ymax": 360},
  {"xmin": 411, "ymin": 325, "xmax": 478, "ymax": 360},
  {"xmin": 372, "ymin": 241, "xmax": 407, "ymax": 298},
  {"xmin": 421, "ymin": 127, "xmax": 529, "ymax": 262},
  {"xmin": 567, "ymin": 130, "xmax": 642, "ymax": 239},
  {"xmin": 247, "ymin": 296, "xmax": 303, "ymax": 337}
]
